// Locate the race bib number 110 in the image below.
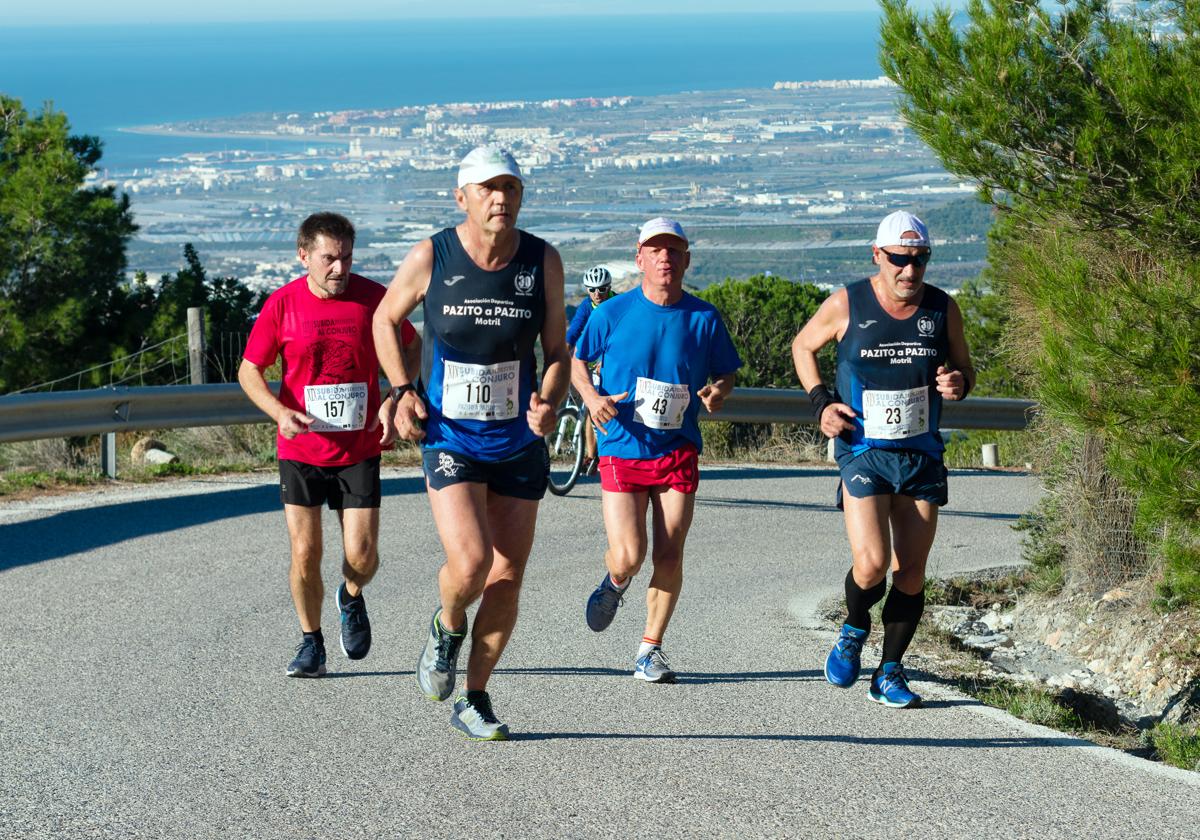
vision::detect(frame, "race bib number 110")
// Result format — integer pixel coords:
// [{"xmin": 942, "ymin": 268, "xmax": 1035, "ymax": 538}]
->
[{"xmin": 442, "ymin": 360, "xmax": 520, "ymax": 421}]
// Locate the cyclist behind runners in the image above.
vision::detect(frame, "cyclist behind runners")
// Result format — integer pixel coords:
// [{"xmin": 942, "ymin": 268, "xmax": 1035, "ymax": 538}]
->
[
  {"xmin": 238, "ymin": 211, "xmax": 420, "ymax": 678},
  {"xmin": 790, "ymin": 210, "xmax": 974, "ymax": 709},
  {"xmin": 572, "ymin": 218, "xmax": 741, "ymax": 683},
  {"xmin": 373, "ymin": 145, "xmax": 569, "ymax": 740},
  {"xmin": 566, "ymin": 265, "xmax": 616, "ymax": 473}
]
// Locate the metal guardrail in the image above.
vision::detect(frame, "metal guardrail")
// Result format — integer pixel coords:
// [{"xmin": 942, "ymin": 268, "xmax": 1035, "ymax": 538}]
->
[{"xmin": 0, "ymin": 384, "xmax": 1036, "ymax": 444}]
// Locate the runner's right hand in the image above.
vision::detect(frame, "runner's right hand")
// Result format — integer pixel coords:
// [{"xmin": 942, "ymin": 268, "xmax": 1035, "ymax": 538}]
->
[
  {"xmin": 587, "ymin": 390, "xmax": 628, "ymax": 433},
  {"xmin": 395, "ymin": 390, "xmax": 428, "ymax": 442},
  {"xmin": 820, "ymin": 403, "xmax": 856, "ymax": 438},
  {"xmin": 278, "ymin": 410, "xmax": 315, "ymax": 440}
]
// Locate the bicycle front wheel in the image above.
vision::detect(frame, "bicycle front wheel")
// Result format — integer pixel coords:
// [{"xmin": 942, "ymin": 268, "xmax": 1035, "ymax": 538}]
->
[{"xmin": 547, "ymin": 405, "xmax": 586, "ymax": 496}]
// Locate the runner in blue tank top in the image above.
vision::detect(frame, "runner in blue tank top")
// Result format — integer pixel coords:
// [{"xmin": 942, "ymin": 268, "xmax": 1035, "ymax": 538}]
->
[
  {"xmin": 573, "ymin": 218, "xmax": 742, "ymax": 683},
  {"xmin": 373, "ymin": 145, "xmax": 569, "ymax": 740},
  {"xmin": 791, "ymin": 210, "xmax": 974, "ymax": 709}
]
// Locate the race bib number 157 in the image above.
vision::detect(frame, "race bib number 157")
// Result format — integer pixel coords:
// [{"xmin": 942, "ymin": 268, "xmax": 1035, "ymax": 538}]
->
[{"xmin": 304, "ymin": 382, "xmax": 368, "ymax": 433}]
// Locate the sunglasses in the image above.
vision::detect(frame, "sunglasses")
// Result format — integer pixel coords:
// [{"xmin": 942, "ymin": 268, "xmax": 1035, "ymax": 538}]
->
[
  {"xmin": 880, "ymin": 250, "xmax": 932, "ymax": 268},
  {"xmin": 589, "ymin": 286, "xmax": 611, "ymax": 293}
]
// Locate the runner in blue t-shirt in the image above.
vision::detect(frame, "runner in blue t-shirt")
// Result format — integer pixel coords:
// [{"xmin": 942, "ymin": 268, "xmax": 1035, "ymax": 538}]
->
[{"xmin": 572, "ymin": 218, "xmax": 742, "ymax": 683}]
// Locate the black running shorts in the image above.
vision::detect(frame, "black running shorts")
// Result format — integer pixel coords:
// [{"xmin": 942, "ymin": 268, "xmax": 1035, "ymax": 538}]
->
[
  {"xmin": 422, "ymin": 440, "xmax": 549, "ymax": 500},
  {"xmin": 279, "ymin": 455, "xmax": 382, "ymax": 510}
]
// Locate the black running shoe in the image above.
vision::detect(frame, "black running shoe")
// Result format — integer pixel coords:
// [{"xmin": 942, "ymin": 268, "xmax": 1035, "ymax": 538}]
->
[
  {"xmin": 286, "ymin": 635, "xmax": 326, "ymax": 678},
  {"xmin": 336, "ymin": 582, "xmax": 371, "ymax": 660}
]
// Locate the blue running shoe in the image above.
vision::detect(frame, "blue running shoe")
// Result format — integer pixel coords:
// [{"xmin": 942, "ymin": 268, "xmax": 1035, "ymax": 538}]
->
[
  {"xmin": 336, "ymin": 582, "xmax": 371, "ymax": 660},
  {"xmin": 824, "ymin": 623, "xmax": 868, "ymax": 687},
  {"xmin": 869, "ymin": 662, "xmax": 922, "ymax": 708},
  {"xmin": 585, "ymin": 574, "xmax": 625, "ymax": 632},
  {"xmin": 286, "ymin": 635, "xmax": 326, "ymax": 678}
]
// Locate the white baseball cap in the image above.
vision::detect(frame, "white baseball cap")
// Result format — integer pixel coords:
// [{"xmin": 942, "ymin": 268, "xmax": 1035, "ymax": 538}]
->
[
  {"xmin": 875, "ymin": 210, "xmax": 930, "ymax": 248},
  {"xmin": 457, "ymin": 144, "xmax": 524, "ymax": 188},
  {"xmin": 637, "ymin": 217, "xmax": 689, "ymax": 248}
]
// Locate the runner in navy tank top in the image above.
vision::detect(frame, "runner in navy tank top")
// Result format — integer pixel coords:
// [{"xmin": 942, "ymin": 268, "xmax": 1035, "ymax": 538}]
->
[
  {"xmin": 792, "ymin": 210, "xmax": 974, "ymax": 710},
  {"xmin": 373, "ymin": 145, "xmax": 570, "ymax": 740}
]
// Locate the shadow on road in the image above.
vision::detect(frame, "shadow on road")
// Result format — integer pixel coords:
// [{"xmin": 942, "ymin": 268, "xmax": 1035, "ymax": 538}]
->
[
  {"xmin": 496, "ymin": 666, "xmax": 823, "ymax": 684},
  {"xmin": 697, "ymin": 494, "xmax": 1022, "ymax": 521},
  {"xmin": 0, "ymin": 475, "xmax": 425, "ymax": 571},
  {"xmin": 322, "ymin": 670, "xmax": 415, "ymax": 679},
  {"xmin": 515, "ymin": 731, "xmax": 1091, "ymax": 747}
]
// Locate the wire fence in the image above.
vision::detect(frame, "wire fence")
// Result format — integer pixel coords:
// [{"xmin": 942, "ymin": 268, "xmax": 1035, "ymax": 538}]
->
[
  {"xmin": 10, "ymin": 334, "xmax": 190, "ymax": 394},
  {"xmin": 208, "ymin": 331, "xmax": 250, "ymax": 384},
  {"xmin": 8, "ymin": 329, "xmax": 251, "ymax": 396}
]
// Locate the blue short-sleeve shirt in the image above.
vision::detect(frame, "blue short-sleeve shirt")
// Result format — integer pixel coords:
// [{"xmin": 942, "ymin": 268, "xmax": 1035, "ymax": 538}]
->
[{"xmin": 575, "ymin": 288, "xmax": 742, "ymax": 459}]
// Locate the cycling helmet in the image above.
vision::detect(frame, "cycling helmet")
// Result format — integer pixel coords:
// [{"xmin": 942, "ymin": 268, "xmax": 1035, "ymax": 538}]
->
[{"xmin": 582, "ymin": 266, "xmax": 612, "ymax": 290}]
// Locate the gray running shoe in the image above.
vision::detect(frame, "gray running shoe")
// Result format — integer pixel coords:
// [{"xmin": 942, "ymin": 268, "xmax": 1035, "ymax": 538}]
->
[
  {"xmin": 417, "ymin": 608, "xmax": 466, "ymax": 701},
  {"xmin": 450, "ymin": 690, "xmax": 510, "ymax": 741},
  {"xmin": 634, "ymin": 646, "xmax": 677, "ymax": 683}
]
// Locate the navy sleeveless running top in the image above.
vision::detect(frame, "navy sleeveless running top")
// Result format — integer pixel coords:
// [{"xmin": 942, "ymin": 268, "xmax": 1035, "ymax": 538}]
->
[
  {"xmin": 834, "ymin": 278, "xmax": 950, "ymax": 462},
  {"xmin": 420, "ymin": 227, "xmax": 547, "ymax": 459}
]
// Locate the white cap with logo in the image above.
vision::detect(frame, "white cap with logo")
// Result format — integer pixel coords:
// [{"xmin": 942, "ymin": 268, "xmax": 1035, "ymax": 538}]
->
[
  {"xmin": 875, "ymin": 210, "xmax": 930, "ymax": 248},
  {"xmin": 637, "ymin": 217, "xmax": 689, "ymax": 248},
  {"xmin": 457, "ymin": 145, "xmax": 524, "ymax": 188}
]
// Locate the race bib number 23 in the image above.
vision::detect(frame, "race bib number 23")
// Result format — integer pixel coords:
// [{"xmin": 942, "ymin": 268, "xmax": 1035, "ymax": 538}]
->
[{"xmin": 861, "ymin": 385, "xmax": 929, "ymax": 440}]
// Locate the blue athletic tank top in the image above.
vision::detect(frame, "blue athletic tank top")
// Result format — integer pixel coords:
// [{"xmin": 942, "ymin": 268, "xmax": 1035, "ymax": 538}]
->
[
  {"xmin": 420, "ymin": 228, "xmax": 547, "ymax": 459},
  {"xmin": 834, "ymin": 278, "xmax": 950, "ymax": 462}
]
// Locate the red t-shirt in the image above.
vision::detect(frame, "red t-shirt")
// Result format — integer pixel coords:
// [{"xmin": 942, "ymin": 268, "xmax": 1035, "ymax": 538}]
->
[{"xmin": 243, "ymin": 273, "xmax": 416, "ymax": 467}]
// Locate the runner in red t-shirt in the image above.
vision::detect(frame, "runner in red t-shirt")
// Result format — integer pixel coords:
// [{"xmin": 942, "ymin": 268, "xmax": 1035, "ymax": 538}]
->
[{"xmin": 239, "ymin": 212, "xmax": 419, "ymax": 678}]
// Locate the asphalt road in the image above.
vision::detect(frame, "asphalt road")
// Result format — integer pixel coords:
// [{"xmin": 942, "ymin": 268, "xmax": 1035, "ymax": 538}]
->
[{"xmin": 1, "ymin": 465, "xmax": 1196, "ymax": 839}]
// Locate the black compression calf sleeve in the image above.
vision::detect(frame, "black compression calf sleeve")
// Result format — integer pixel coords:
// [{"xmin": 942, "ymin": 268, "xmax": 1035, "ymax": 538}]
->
[
  {"xmin": 844, "ymin": 569, "xmax": 886, "ymax": 633},
  {"xmin": 880, "ymin": 586, "xmax": 926, "ymax": 665}
]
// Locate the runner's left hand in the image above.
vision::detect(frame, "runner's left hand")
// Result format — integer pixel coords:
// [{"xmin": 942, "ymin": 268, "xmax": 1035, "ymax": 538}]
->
[
  {"xmin": 698, "ymin": 383, "xmax": 726, "ymax": 413},
  {"xmin": 936, "ymin": 365, "xmax": 966, "ymax": 400},
  {"xmin": 527, "ymin": 392, "xmax": 556, "ymax": 437},
  {"xmin": 377, "ymin": 400, "xmax": 397, "ymax": 446}
]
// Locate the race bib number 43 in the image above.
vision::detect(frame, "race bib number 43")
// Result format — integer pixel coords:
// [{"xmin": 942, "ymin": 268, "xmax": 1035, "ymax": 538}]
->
[
  {"xmin": 304, "ymin": 382, "xmax": 368, "ymax": 433},
  {"xmin": 442, "ymin": 360, "xmax": 520, "ymax": 421},
  {"xmin": 861, "ymin": 386, "xmax": 929, "ymax": 440},
  {"xmin": 634, "ymin": 377, "xmax": 690, "ymax": 430}
]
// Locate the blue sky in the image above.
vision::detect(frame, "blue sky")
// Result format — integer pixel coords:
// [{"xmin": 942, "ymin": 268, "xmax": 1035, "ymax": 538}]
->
[{"xmin": 7, "ymin": 1, "xmax": 956, "ymax": 26}]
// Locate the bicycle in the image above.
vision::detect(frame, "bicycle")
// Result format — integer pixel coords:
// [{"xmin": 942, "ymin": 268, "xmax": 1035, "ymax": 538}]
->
[{"xmin": 547, "ymin": 388, "xmax": 592, "ymax": 496}]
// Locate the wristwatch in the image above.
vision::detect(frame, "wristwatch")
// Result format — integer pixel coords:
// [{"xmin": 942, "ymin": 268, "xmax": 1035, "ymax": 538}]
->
[{"xmin": 388, "ymin": 384, "xmax": 416, "ymax": 402}]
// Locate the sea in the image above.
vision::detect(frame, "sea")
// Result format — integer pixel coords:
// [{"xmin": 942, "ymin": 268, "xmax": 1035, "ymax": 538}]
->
[{"xmin": 1, "ymin": 13, "xmax": 884, "ymax": 171}]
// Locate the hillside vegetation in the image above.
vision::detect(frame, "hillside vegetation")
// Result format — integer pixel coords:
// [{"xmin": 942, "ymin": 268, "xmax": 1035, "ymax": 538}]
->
[{"xmin": 880, "ymin": 0, "xmax": 1200, "ymax": 606}]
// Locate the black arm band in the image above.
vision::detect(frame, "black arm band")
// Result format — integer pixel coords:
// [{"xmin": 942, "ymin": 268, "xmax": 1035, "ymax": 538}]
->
[
  {"xmin": 807, "ymin": 383, "xmax": 836, "ymax": 420},
  {"xmin": 388, "ymin": 384, "xmax": 416, "ymax": 402}
]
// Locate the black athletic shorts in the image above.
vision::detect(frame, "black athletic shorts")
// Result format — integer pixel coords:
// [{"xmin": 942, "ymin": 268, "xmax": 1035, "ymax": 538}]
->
[
  {"xmin": 835, "ymin": 448, "xmax": 948, "ymax": 509},
  {"xmin": 422, "ymin": 440, "xmax": 549, "ymax": 500},
  {"xmin": 279, "ymin": 455, "xmax": 382, "ymax": 509}
]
